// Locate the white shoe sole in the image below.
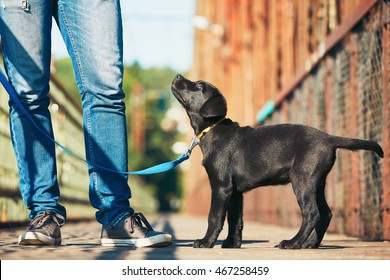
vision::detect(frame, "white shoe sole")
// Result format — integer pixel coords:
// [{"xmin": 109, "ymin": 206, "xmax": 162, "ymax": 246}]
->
[
  {"xmin": 18, "ymin": 232, "xmax": 61, "ymax": 246},
  {"xmin": 101, "ymin": 233, "xmax": 173, "ymax": 248}
]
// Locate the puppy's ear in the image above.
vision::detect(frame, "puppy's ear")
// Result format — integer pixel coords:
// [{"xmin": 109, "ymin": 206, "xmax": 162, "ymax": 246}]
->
[{"xmin": 199, "ymin": 95, "xmax": 227, "ymax": 119}]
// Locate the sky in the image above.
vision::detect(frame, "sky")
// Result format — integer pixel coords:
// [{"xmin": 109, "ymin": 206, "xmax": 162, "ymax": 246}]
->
[{"xmin": 51, "ymin": 0, "xmax": 196, "ymax": 72}]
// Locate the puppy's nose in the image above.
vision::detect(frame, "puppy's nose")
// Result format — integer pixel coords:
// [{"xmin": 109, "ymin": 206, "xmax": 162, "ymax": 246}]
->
[{"xmin": 176, "ymin": 74, "xmax": 183, "ymax": 80}]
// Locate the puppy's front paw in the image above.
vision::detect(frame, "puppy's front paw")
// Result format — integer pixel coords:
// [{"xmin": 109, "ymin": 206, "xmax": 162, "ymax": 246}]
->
[
  {"xmin": 193, "ymin": 239, "xmax": 214, "ymax": 248},
  {"xmin": 277, "ymin": 240, "xmax": 301, "ymax": 249},
  {"xmin": 222, "ymin": 237, "xmax": 242, "ymax": 248}
]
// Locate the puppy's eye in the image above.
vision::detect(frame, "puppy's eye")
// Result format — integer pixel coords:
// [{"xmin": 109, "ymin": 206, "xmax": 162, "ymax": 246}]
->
[{"xmin": 195, "ymin": 83, "xmax": 203, "ymax": 91}]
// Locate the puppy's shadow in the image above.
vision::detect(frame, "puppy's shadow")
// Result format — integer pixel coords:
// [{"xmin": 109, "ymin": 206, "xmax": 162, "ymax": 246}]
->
[
  {"xmin": 174, "ymin": 239, "xmax": 269, "ymax": 248},
  {"xmin": 318, "ymin": 245, "xmax": 348, "ymax": 249},
  {"xmin": 173, "ymin": 239, "xmax": 196, "ymax": 247},
  {"xmin": 273, "ymin": 244, "xmax": 348, "ymax": 249},
  {"xmin": 242, "ymin": 240, "xmax": 269, "ymax": 245}
]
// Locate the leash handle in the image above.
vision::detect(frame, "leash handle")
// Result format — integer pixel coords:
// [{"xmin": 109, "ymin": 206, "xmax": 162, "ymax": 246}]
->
[{"xmin": 0, "ymin": 68, "xmax": 191, "ymax": 175}]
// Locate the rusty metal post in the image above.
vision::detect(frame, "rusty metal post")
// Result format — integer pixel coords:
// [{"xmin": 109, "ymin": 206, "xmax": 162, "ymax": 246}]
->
[{"xmin": 381, "ymin": 0, "xmax": 390, "ymax": 240}]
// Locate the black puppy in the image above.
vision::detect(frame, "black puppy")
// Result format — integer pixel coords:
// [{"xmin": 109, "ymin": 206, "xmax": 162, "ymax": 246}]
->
[{"xmin": 171, "ymin": 74, "xmax": 384, "ymax": 249}]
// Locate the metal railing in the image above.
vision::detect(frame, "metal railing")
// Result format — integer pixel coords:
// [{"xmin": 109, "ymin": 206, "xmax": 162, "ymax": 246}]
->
[
  {"xmin": 0, "ymin": 69, "xmax": 159, "ymax": 224},
  {"xmin": 0, "ymin": 71, "xmax": 94, "ymax": 223},
  {"xmin": 255, "ymin": 0, "xmax": 389, "ymax": 240}
]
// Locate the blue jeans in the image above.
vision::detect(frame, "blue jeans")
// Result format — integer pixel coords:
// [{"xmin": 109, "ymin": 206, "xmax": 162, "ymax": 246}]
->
[{"xmin": 0, "ymin": 0, "xmax": 134, "ymax": 226}]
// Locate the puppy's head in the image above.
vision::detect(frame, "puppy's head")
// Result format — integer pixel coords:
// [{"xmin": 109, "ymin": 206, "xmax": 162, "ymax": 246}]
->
[{"xmin": 171, "ymin": 74, "xmax": 227, "ymax": 135}]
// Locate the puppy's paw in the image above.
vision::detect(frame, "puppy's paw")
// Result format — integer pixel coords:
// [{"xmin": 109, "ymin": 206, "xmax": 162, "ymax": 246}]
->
[
  {"xmin": 301, "ymin": 240, "xmax": 320, "ymax": 249},
  {"xmin": 222, "ymin": 238, "xmax": 242, "ymax": 248},
  {"xmin": 193, "ymin": 239, "xmax": 214, "ymax": 248},
  {"xmin": 277, "ymin": 240, "xmax": 302, "ymax": 249}
]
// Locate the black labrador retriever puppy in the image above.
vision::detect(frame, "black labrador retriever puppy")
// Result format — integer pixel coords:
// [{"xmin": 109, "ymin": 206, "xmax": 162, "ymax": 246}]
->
[{"xmin": 171, "ymin": 74, "xmax": 384, "ymax": 249}]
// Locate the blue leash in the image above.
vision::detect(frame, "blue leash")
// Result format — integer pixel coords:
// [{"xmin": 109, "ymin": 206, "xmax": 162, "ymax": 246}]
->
[{"xmin": 0, "ymin": 68, "xmax": 196, "ymax": 175}]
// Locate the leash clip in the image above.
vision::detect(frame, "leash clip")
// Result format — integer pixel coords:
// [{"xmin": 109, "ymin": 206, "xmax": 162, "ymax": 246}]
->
[{"xmin": 186, "ymin": 135, "xmax": 199, "ymax": 155}]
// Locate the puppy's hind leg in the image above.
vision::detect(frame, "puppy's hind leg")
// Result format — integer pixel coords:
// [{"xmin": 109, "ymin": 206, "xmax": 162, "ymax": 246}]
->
[
  {"xmin": 301, "ymin": 185, "xmax": 332, "ymax": 248},
  {"xmin": 302, "ymin": 152, "xmax": 335, "ymax": 248},
  {"xmin": 222, "ymin": 191, "xmax": 243, "ymax": 248},
  {"xmin": 278, "ymin": 176, "xmax": 321, "ymax": 249}
]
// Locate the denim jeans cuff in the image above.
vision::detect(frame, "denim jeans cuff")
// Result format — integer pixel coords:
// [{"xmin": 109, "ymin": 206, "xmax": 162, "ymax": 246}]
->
[{"xmin": 109, "ymin": 210, "xmax": 134, "ymax": 228}]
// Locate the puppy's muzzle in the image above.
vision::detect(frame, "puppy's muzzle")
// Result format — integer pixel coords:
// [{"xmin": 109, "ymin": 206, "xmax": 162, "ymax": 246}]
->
[
  {"xmin": 171, "ymin": 74, "xmax": 188, "ymax": 105},
  {"xmin": 172, "ymin": 74, "xmax": 185, "ymax": 90}
]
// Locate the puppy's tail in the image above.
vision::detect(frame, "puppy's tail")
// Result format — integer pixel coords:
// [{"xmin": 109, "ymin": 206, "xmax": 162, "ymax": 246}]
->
[{"xmin": 331, "ymin": 136, "xmax": 384, "ymax": 158}]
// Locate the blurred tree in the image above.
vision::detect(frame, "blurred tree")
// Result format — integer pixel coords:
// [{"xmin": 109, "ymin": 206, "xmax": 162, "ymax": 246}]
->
[
  {"xmin": 54, "ymin": 58, "xmax": 80, "ymax": 104},
  {"xmin": 54, "ymin": 58, "xmax": 186, "ymax": 212},
  {"xmin": 127, "ymin": 63, "xmax": 186, "ymax": 212}
]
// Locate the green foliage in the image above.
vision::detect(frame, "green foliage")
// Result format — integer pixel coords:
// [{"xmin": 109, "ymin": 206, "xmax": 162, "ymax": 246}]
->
[
  {"xmin": 54, "ymin": 58, "xmax": 80, "ymax": 105},
  {"xmin": 126, "ymin": 62, "xmax": 186, "ymax": 212}
]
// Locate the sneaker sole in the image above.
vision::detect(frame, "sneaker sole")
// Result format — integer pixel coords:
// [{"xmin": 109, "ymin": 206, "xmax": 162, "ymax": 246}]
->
[
  {"xmin": 101, "ymin": 234, "xmax": 173, "ymax": 248},
  {"xmin": 18, "ymin": 232, "xmax": 61, "ymax": 246}
]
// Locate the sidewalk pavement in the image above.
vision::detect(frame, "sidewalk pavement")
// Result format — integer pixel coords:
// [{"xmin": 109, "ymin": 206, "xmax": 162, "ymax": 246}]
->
[{"xmin": 1, "ymin": 214, "xmax": 389, "ymax": 260}]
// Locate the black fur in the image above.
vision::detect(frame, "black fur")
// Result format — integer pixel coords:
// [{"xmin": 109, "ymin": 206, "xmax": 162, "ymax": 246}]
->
[{"xmin": 171, "ymin": 74, "xmax": 384, "ymax": 249}]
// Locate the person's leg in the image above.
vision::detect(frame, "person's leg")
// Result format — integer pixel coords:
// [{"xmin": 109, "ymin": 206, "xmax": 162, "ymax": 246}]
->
[
  {"xmin": 55, "ymin": 0, "xmax": 132, "ymax": 225},
  {"xmin": 0, "ymin": 0, "xmax": 66, "ymax": 245},
  {"xmin": 55, "ymin": 0, "xmax": 172, "ymax": 247},
  {"xmin": 0, "ymin": 0, "xmax": 66, "ymax": 220}
]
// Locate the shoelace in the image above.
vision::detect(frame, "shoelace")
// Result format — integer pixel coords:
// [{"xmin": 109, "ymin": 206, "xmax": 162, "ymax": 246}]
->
[
  {"xmin": 131, "ymin": 212, "xmax": 154, "ymax": 232},
  {"xmin": 28, "ymin": 211, "xmax": 63, "ymax": 229}
]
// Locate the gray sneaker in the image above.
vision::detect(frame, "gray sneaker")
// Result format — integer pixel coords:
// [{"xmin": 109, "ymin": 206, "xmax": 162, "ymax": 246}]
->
[
  {"xmin": 18, "ymin": 210, "xmax": 64, "ymax": 246},
  {"xmin": 101, "ymin": 213, "xmax": 173, "ymax": 247}
]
